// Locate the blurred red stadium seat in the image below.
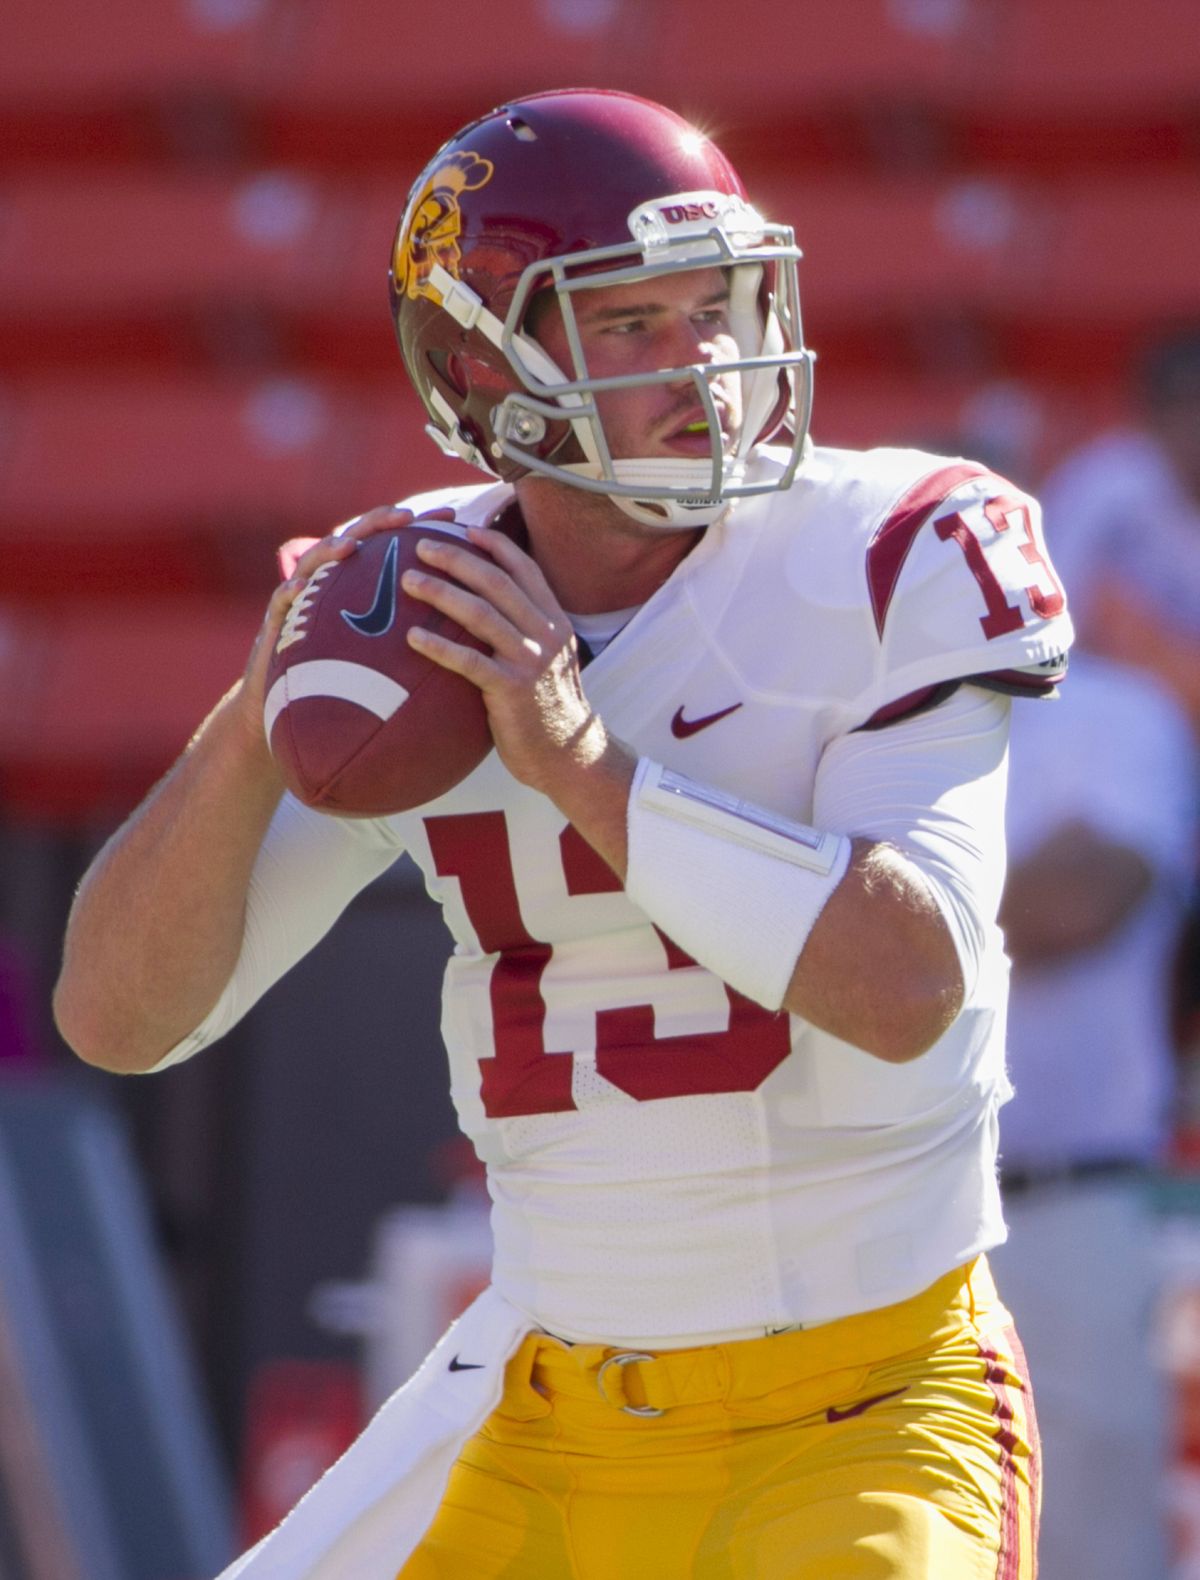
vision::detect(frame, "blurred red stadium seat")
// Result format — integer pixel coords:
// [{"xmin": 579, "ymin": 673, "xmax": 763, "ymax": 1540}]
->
[
  {"xmin": 3, "ymin": 168, "xmax": 1196, "ymax": 379},
  {"xmin": 0, "ymin": 596, "xmax": 264, "ymax": 821},
  {"xmin": 989, "ymin": 0, "xmax": 1200, "ymax": 112},
  {"xmin": 810, "ymin": 367, "xmax": 1127, "ymax": 483},
  {"xmin": 0, "ymin": 0, "xmax": 651, "ymax": 109},
  {"xmin": 4, "ymin": 0, "xmax": 1195, "ymax": 175},
  {"xmin": 658, "ymin": 0, "xmax": 963, "ymax": 112},
  {"xmin": 266, "ymin": 0, "xmax": 651, "ymax": 115},
  {"xmin": 0, "ymin": 0, "xmax": 653, "ymax": 167},
  {"xmin": 9, "ymin": 0, "xmax": 1188, "ymax": 124},
  {"xmin": 0, "ymin": 168, "xmax": 403, "ymax": 369},
  {"xmin": 0, "ymin": 363, "xmax": 1123, "ymax": 610},
  {"xmin": 759, "ymin": 169, "xmax": 1200, "ymax": 325},
  {"xmin": 0, "ymin": 0, "xmax": 279, "ymax": 102},
  {"xmin": 1040, "ymin": 180, "xmax": 1200, "ymax": 319},
  {"xmin": 0, "ymin": 374, "xmax": 476, "ymax": 601},
  {"xmin": 655, "ymin": 0, "xmax": 1200, "ymax": 114}
]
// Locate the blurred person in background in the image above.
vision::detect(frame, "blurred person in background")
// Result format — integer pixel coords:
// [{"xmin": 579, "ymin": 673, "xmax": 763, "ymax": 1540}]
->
[
  {"xmin": 0, "ymin": 933, "xmax": 46, "ymax": 1073},
  {"xmin": 1039, "ymin": 326, "xmax": 1200, "ymax": 736},
  {"xmin": 991, "ymin": 650, "xmax": 1199, "ymax": 1580}
]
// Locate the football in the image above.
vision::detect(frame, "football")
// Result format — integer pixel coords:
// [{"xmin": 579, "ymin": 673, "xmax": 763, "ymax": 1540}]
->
[{"xmin": 263, "ymin": 522, "xmax": 494, "ymax": 815}]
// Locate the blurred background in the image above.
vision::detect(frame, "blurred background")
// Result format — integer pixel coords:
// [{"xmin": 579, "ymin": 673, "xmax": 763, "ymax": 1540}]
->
[{"xmin": 0, "ymin": 0, "xmax": 1198, "ymax": 1575}]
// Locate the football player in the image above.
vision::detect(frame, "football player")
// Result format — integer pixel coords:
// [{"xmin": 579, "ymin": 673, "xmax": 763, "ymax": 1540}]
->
[{"xmin": 55, "ymin": 89, "xmax": 1071, "ymax": 1578}]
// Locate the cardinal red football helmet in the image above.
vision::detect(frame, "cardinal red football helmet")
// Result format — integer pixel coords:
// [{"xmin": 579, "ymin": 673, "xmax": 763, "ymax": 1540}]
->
[{"xmin": 389, "ymin": 88, "xmax": 813, "ymax": 528}]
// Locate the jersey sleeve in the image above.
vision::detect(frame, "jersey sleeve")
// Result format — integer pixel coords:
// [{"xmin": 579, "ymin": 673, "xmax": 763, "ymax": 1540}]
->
[
  {"xmin": 815, "ymin": 683, "xmax": 1012, "ymax": 1002},
  {"xmin": 861, "ymin": 464, "xmax": 1074, "ymax": 720},
  {"xmin": 147, "ymin": 795, "xmax": 405, "ymax": 1071}
]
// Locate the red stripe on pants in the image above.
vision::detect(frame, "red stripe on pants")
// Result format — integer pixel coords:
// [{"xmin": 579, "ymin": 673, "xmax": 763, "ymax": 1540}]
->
[{"xmin": 979, "ymin": 1331, "xmax": 1039, "ymax": 1580}]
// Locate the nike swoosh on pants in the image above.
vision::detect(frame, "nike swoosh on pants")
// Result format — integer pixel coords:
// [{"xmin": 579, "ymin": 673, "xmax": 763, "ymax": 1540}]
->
[{"xmin": 825, "ymin": 1386, "xmax": 909, "ymax": 1423}]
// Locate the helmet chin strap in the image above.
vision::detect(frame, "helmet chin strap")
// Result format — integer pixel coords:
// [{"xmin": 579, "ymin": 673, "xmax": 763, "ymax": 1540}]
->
[
  {"xmin": 561, "ymin": 458, "xmax": 739, "ymax": 529},
  {"xmin": 609, "ymin": 479, "xmax": 732, "ymax": 529}
]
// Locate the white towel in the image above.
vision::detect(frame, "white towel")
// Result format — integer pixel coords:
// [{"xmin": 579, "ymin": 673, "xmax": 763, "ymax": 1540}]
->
[{"xmin": 218, "ymin": 1287, "xmax": 531, "ymax": 1578}]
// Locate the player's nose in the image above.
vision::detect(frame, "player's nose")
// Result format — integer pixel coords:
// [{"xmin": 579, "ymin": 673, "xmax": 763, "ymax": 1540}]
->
[{"xmin": 663, "ymin": 315, "xmax": 732, "ymax": 382}]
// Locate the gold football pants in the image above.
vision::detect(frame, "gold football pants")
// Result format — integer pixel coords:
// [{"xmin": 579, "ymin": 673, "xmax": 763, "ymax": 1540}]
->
[{"xmin": 400, "ymin": 1257, "xmax": 1039, "ymax": 1578}]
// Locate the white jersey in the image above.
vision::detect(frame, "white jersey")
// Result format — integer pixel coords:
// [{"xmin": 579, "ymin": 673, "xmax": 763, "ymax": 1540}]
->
[{"xmin": 164, "ymin": 444, "xmax": 1072, "ymax": 1346}]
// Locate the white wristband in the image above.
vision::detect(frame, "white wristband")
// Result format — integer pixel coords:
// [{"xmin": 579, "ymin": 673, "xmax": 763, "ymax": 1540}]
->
[{"xmin": 625, "ymin": 759, "xmax": 852, "ymax": 1010}]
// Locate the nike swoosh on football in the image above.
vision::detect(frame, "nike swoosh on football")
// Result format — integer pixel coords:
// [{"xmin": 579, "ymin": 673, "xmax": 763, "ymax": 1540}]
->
[
  {"xmin": 342, "ymin": 535, "xmax": 399, "ymax": 637},
  {"xmin": 670, "ymin": 702, "xmax": 743, "ymax": 739},
  {"xmin": 448, "ymin": 1355, "xmax": 485, "ymax": 1372},
  {"xmin": 825, "ymin": 1386, "xmax": 908, "ymax": 1423}
]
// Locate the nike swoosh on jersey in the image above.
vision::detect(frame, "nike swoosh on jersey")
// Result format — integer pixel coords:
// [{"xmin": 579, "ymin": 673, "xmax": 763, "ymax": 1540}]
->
[
  {"xmin": 448, "ymin": 1355, "xmax": 485, "ymax": 1372},
  {"xmin": 670, "ymin": 702, "xmax": 743, "ymax": 739},
  {"xmin": 825, "ymin": 1386, "xmax": 909, "ymax": 1423},
  {"xmin": 342, "ymin": 535, "xmax": 399, "ymax": 637}
]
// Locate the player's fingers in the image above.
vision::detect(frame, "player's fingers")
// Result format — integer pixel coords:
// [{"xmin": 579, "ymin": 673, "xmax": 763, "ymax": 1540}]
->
[
  {"xmin": 401, "ymin": 566, "xmax": 535, "ymax": 659},
  {"xmin": 270, "ymin": 503, "xmax": 453, "ymax": 628},
  {"xmin": 406, "ymin": 624, "xmax": 500, "ymax": 688},
  {"xmin": 284, "ymin": 506, "xmax": 454, "ymax": 585},
  {"xmin": 413, "ymin": 535, "xmax": 560, "ymax": 641},
  {"xmin": 464, "ymin": 526, "xmax": 563, "ymax": 612},
  {"xmin": 336, "ymin": 504, "xmax": 457, "ymax": 544},
  {"xmin": 242, "ymin": 573, "xmax": 306, "ymax": 712},
  {"xmin": 254, "ymin": 569, "xmax": 313, "ymax": 667},
  {"xmin": 265, "ymin": 574, "xmax": 302, "ymax": 622},
  {"xmin": 288, "ymin": 531, "xmax": 360, "ymax": 584}
]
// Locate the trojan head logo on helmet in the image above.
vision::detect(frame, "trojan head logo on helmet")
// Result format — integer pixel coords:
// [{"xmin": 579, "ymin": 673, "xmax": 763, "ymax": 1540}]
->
[
  {"xmin": 393, "ymin": 151, "xmax": 495, "ymax": 306},
  {"xmin": 389, "ymin": 88, "xmax": 814, "ymax": 529}
]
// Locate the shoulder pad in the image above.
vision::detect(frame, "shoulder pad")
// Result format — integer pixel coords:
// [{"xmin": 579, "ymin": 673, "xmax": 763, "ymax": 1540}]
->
[
  {"xmin": 866, "ymin": 463, "xmax": 1074, "ymax": 698},
  {"xmin": 393, "ymin": 480, "xmax": 511, "ymax": 524},
  {"xmin": 970, "ymin": 655, "xmax": 1069, "ymax": 699}
]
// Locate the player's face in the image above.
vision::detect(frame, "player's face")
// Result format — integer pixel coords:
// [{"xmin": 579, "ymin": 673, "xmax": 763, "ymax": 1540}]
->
[{"xmin": 531, "ymin": 267, "xmax": 744, "ymax": 462}]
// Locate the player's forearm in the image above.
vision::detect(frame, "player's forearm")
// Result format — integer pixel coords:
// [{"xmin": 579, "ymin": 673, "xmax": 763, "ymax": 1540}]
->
[
  {"xmin": 782, "ymin": 840, "xmax": 964, "ymax": 1061},
  {"xmin": 617, "ymin": 692, "xmax": 996, "ymax": 1063},
  {"xmin": 520, "ymin": 732, "xmax": 958, "ymax": 1055},
  {"xmin": 528, "ymin": 717, "xmax": 635, "ymax": 880},
  {"xmin": 509, "ymin": 722, "xmax": 964, "ymax": 1063},
  {"xmin": 53, "ymin": 684, "xmax": 285, "ymax": 1073}
]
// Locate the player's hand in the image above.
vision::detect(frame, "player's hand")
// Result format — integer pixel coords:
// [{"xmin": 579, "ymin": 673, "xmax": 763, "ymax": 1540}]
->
[
  {"xmin": 237, "ymin": 505, "xmax": 457, "ymax": 749},
  {"xmin": 399, "ymin": 525, "xmax": 603, "ymax": 795}
]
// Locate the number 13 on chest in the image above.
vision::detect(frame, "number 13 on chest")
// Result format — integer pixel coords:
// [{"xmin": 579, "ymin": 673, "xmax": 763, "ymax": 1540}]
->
[{"xmin": 425, "ymin": 811, "xmax": 792, "ymax": 1119}]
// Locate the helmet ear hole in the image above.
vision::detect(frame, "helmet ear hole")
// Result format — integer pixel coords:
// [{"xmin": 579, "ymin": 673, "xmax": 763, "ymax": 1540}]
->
[
  {"xmin": 439, "ymin": 351, "xmax": 469, "ymax": 397},
  {"xmin": 521, "ymin": 285, "xmax": 560, "ymax": 348},
  {"xmin": 506, "ymin": 115, "xmax": 539, "ymax": 143}
]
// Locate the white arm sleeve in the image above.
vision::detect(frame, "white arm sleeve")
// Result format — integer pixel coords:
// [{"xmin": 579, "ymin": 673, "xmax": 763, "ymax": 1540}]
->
[
  {"xmin": 626, "ymin": 685, "xmax": 1012, "ymax": 1011},
  {"xmin": 813, "ymin": 685, "xmax": 1013, "ymax": 999},
  {"xmin": 148, "ymin": 797, "xmax": 406, "ymax": 1071}
]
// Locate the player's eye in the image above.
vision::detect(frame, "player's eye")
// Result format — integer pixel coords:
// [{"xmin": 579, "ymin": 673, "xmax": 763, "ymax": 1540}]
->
[{"xmin": 695, "ymin": 303, "xmax": 732, "ymax": 329}]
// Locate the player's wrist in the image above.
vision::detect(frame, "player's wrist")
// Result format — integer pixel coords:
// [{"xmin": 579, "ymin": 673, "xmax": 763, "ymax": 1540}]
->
[
  {"xmin": 190, "ymin": 680, "xmax": 286, "ymax": 793},
  {"xmin": 529, "ymin": 720, "xmax": 636, "ymax": 875},
  {"xmin": 568, "ymin": 718, "xmax": 635, "ymax": 797}
]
